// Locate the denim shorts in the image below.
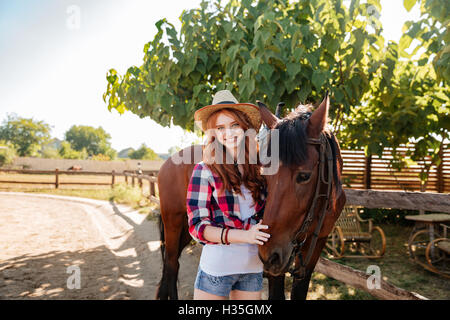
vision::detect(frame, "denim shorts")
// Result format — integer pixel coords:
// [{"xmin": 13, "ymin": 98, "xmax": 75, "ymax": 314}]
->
[{"xmin": 194, "ymin": 266, "xmax": 263, "ymax": 297}]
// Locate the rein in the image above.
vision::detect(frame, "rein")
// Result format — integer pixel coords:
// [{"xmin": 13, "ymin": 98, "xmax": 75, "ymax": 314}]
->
[{"xmin": 288, "ymin": 132, "xmax": 334, "ymax": 280}]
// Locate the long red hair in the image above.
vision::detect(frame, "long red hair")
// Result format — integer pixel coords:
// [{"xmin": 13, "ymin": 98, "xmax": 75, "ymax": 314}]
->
[{"xmin": 202, "ymin": 108, "xmax": 266, "ymax": 205}]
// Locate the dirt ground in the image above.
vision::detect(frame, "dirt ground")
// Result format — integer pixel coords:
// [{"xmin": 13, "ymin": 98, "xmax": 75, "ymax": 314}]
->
[
  {"xmin": 0, "ymin": 192, "xmax": 224, "ymax": 300},
  {"xmin": 0, "ymin": 193, "xmax": 130, "ymax": 299}
]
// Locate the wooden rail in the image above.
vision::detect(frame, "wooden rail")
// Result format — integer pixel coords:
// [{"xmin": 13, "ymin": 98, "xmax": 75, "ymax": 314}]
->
[
  {"xmin": 124, "ymin": 171, "xmax": 159, "ymax": 205},
  {"xmin": 345, "ymin": 189, "xmax": 450, "ymax": 213},
  {"xmin": 314, "ymin": 257, "xmax": 427, "ymax": 300},
  {"xmin": 0, "ymin": 168, "xmax": 123, "ymax": 188}
]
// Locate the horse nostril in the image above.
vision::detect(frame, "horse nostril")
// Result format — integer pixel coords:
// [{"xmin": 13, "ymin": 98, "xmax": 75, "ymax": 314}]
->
[{"xmin": 268, "ymin": 252, "xmax": 280, "ymax": 266}]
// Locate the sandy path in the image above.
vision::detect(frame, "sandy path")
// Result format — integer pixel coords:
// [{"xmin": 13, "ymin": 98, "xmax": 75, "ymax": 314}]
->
[
  {"xmin": 0, "ymin": 192, "xmax": 203, "ymax": 300},
  {"xmin": 0, "ymin": 193, "xmax": 133, "ymax": 299}
]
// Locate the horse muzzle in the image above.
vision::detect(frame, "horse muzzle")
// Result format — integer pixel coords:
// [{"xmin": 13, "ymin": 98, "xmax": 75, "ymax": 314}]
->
[{"xmin": 258, "ymin": 244, "xmax": 294, "ymax": 277}]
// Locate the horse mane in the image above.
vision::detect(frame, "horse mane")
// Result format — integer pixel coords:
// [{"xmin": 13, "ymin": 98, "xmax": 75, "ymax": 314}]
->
[{"xmin": 271, "ymin": 104, "xmax": 341, "ymax": 190}]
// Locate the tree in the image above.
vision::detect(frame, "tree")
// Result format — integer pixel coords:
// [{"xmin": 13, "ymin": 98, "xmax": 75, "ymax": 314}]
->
[
  {"xmin": 168, "ymin": 145, "xmax": 181, "ymax": 155},
  {"xmin": 339, "ymin": 0, "xmax": 449, "ymax": 190},
  {"xmin": 0, "ymin": 113, "xmax": 51, "ymax": 157},
  {"xmin": 40, "ymin": 146, "xmax": 61, "ymax": 159},
  {"xmin": 58, "ymin": 141, "xmax": 88, "ymax": 159},
  {"xmin": 91, "ymin": 153, "xmax": 111, "ymax": 161},
  {"xmin": 64, "ymin": 125, "xmax": 117, "ymax": 157},
  {"xmin": 128, "ymin": 143, "xmax": 161, "ymax": 160},
  {"xmin": 104, "ymin": 0, "xmax": 384, "ymax": 131},
  {"xmin": 401, "ymin": 0, "xmax": 449, "ymax": 83},
  {"xmin": 0, "ymin": 140, "xmax": 18, "ymax": 166}
]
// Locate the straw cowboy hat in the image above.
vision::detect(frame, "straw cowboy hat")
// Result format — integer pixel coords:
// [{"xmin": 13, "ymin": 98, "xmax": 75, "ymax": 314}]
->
[{"xmin": 194, "ymin": 90, "xmax": 262, "ymax": 132}]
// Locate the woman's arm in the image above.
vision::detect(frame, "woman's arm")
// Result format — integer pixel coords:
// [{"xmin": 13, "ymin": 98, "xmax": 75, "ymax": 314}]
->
[{"xmin": 203, "ymin": 221, "xmax": 270, "ymax": 245}]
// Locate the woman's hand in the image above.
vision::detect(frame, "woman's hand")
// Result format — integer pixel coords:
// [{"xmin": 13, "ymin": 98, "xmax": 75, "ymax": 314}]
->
[{"xmin": 246, "ymin": 220, "xmax": 270, "ymax": 245}]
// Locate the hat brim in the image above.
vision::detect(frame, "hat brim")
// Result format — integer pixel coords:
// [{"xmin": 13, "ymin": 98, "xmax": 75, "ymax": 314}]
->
[{"xmin": 194, "ymin": 103, "xmax": 262, "ymax": 132}]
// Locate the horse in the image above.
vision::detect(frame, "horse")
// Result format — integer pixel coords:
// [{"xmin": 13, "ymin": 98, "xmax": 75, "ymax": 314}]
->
[
  {"xmin": 256, "ymin": 93, "xmax": 346, "ymax": 300},
  {"xmin": 68, "ymin": 165, "xmax": 82, "ymax": 171},
  {"xmin": 155, "ymin": 93, "xmax": 345, "ymax": 300}
]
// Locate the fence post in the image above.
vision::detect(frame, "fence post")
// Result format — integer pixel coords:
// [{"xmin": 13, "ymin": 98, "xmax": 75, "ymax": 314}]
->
[
  {"xmin": 150, "ymin": 173, "xmax": 156, "ymax": 197},
  {"xmin": 437, "ymin": 147, "xmax": 444, "ymax": 193},
  {"xmin": 132, "ymin": 172, "xmax": 135, "ymax": 187},
  {"xmin": 125, "ymin": 172, "xmax": 128, "ymax": 184},
  {"xmin": 363, "ymin": 154, "xmax": 372, "ymax": 189},
  {"xmin": 55, "ymin": 168, "xmax": 59, "ymax": 189},
  {"xmin": 111, "ymin": 170, "xmax": 115, "ymax": 188}
]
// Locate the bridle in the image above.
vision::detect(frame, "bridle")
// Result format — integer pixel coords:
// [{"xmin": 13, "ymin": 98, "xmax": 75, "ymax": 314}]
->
[{"xmin": 287, "ymin": 131, "xmax": 335, "ymax": 280}]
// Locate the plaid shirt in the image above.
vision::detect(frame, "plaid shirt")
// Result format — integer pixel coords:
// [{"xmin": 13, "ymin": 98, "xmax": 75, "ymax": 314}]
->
[{"xmin": 186, "ymin": 161, "xmax": 267, "ymax": 245}]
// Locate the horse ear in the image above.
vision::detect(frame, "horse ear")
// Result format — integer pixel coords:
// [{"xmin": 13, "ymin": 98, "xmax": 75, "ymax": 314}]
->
[
  {"xmin": 307, "ymin": 91, "xmax": 330, "ymax": 138},
  {"xmin": 256, "ymin": 101, "xmax": 281, "ymax": 129}
]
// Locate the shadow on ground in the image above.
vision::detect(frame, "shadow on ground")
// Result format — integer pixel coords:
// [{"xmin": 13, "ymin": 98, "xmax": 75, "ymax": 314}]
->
[{"xmin": 0, "ymin": 246, "xmax": 129, "ymax": 299}]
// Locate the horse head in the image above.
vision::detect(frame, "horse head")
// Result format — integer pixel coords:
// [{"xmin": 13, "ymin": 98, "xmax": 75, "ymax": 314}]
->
[{"xmin": 257, "ymin": 93, "xmax": 346, "ymax": 276}]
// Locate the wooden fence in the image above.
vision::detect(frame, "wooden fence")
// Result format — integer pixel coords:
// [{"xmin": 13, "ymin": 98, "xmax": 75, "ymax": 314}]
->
[
  {"xmin": 0, "ymin": 168, "xmax": 123, "ymax": 188},
  {"xmin": 342, "ymin": 143, "xmax": 450, "ymax": 193},
  {"xmin": 1, "ymin": 142, "xmax": 448, "ymax": 193},
  {"xmin": 123, "ymin": 170, "xmax": 160, "ymax": 205}
]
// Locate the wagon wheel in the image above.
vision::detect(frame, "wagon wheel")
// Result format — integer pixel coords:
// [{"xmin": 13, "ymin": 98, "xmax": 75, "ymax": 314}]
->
[
  {"xmin": 425, "ymin": 238, "xmax": 450, "ymax": 279},
  {"xmin": 408, "ymin": 229, "xmax": 441, "ymax": 266},
  {"xmin": 325, "ymin": 226, "xmax": 345, "ymax": 259},
  {"xmin": 360, "ymin": 226, "xmax": 386, "ymax": 258}
]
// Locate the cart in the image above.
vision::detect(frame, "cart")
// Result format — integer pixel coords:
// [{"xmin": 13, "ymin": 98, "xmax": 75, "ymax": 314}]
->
[
  {"xmin": 405, "ymin": 214, "xmax": 450, "ymax": 278},
  {"xmin": 325, "ymin": 205, "xmax": 386, "ymax": 259}
]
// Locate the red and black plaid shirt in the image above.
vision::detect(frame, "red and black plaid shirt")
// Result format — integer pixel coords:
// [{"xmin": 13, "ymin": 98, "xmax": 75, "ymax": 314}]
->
[{"xmin": 186, "ymin": 161, "xmax": 267, "ymax": 245}]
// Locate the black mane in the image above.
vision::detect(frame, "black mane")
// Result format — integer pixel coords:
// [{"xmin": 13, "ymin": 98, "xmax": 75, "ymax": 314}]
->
[{"xmin": 268, "ymin": 105, "xmax": 341, "ymax": 189}]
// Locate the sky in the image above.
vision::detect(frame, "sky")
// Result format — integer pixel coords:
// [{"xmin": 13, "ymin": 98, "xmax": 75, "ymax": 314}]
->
[{"xmin": 0, "ymin": 0, "xmax": 421, "ymax": 154}]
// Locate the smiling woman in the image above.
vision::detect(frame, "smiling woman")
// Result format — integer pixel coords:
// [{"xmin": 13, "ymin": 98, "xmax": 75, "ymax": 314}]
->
[{"xmin": 185, "ymin": 90, "xmax": 270, "ymax": 300}]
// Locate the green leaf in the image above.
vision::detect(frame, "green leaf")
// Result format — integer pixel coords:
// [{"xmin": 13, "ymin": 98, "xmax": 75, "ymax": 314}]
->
[
  {"xmin": 155, "ymin": 18, "xmax": 166, "ymax": 31},
  {"xmin": 227, "ymin": 45, "xmax": 240, "ymax": 61},
  {"xmin": 292, "ymin": 47, "xmax": 305, "ymax": 61},
  {"xmin": 403, "ymin": 0, "xmax": 417, "ymax": 12},
  {"xmin": 312, "ymin": 70, "xmax": 326, "ymax": 90},
  {"xmin": 259, "ymin": 63, "xmax": 274, "ymax": 81},
  {"xmin": 286, "ymin": 62, "xmax": 301, "ymax": 79},
  {"xmin": 298, "ymin": 82, "xmax": 311, "ymax": 102}
]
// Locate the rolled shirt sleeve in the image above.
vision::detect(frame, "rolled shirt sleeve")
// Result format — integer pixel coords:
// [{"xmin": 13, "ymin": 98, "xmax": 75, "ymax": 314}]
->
[{"xmin": 186, "ymin": 163, "xmax": 220, "ymax": 245}]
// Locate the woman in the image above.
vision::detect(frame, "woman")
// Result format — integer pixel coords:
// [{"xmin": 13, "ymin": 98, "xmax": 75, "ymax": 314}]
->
[{"xmin": 186, "ymin": 89, "xmax": 271, "ymax": 300}]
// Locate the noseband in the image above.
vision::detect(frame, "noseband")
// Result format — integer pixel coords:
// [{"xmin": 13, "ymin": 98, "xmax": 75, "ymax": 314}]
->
[{"xmin": 288, "ymin": 131, "xmax": 334, "ymax": 280}]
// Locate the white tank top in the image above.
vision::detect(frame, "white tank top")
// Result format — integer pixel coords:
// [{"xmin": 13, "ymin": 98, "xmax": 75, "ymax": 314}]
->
[{"xmin": 199, "ymin": 184, "xmax": 264, "ymax": 276}]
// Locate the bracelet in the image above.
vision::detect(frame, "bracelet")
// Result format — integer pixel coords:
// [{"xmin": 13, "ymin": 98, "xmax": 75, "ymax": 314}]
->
[
  {"xmin": 220, "ymin": 227, "xmax": 226, "ymax": 245},
  {"xmin": 224, "ymin": 228, "xmax": 230, "ymax": 245}
]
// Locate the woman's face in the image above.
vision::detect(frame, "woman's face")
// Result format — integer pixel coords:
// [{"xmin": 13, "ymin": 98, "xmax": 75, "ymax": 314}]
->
[{"xmin": 214, "ymin": 112, "xmax": 244, "ymax": 151}]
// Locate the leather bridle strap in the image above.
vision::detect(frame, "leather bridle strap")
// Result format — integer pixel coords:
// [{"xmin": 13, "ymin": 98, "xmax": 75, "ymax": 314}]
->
[{"xmin": 288, "ymin": 132, "xmax": 334, "ymax": 280}]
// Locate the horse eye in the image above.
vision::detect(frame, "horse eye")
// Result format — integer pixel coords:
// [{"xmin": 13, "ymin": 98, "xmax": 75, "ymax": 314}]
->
[{"xmin": 296, "ymin": 172, "xmax": 311, "ymax": 184}]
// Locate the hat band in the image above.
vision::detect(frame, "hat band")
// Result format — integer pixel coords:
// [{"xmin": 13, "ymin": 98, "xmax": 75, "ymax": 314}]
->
[{"xmin": 216, "ymin": 101, "xmax": 237, "ymax": 105}]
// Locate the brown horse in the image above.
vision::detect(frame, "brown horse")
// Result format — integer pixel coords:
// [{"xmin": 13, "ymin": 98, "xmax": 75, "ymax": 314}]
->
[
  {"xmin": 257, "ymin": 93, "xmax": 346, "ymax": 299},
  {"xmin": 155, "ymin": 94, "xmax": 345, "ymax": 300}
]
